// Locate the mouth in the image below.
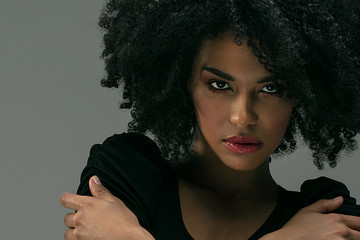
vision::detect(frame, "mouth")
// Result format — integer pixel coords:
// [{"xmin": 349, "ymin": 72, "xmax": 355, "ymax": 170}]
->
[{"xmin": 223, "ymin": 136, "xmax": 262, "ymax": 154}]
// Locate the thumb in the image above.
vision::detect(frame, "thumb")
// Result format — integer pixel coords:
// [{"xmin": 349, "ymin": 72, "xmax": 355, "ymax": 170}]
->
[
  {"xmin": 89, "ymin": 176, "xmax": 115, "ymax": 202},
  {"xmin": 304, "ymin": 196, "xmax": 343, "ymax": 214}
]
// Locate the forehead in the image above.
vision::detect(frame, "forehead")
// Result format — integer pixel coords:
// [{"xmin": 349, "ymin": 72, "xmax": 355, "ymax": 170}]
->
[{"xmin": 194, "ymin": 32, "xmax": 270, "ymax": 79}]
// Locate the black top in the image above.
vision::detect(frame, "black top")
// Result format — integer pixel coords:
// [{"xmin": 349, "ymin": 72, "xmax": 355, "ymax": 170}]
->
[{"xmin": 77, "ymin": 132, "xmax": 360, "ymax": 240}]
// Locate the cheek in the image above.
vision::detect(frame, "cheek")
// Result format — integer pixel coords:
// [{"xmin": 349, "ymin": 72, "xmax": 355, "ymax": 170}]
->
[
  {"xmin": 262, "ymin": 105, "xmax": 293, "ymax": 137},
  {"xmin": 193, "ymin": 91, "xmax": 229, "ymax": 129}
]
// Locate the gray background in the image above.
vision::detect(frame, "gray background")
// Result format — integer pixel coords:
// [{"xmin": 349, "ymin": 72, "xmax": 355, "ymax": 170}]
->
[{"xmin": 0, "ymin": 1, "xmax": 359, "ymax": 240}]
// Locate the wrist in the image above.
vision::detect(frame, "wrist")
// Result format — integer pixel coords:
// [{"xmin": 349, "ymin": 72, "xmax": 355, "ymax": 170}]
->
[
  {"xmin": 259, "ymin": 229, "xmax": 284, "ymax": 240},
  {"xmin": 121, "ymin": 226, "xmax": 155, "ymax": 240},
  {"xmin": 138, "ymin": 227, "xmax": 155, "ymax": 240}
]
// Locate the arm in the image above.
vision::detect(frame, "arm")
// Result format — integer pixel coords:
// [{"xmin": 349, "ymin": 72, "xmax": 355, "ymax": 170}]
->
[
  {"xmin": 75, "ymin": 133, "xmax": 167, "ymax": 231},
  {"xmin": 260, "ymin": 197, "xmax": 360, "ymax": 240},
  {"xmin": 62, "ymin": 178, "xmax": 360, "ymax": 240},
  {"xmin": 60, "ymin": 176, "xmax": 155, "ymax": 240}
]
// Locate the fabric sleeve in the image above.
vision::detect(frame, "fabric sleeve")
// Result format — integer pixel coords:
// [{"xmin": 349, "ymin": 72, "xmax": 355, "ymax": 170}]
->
[
  {"xmin": 300, "ymin": 176, "xmax": 360, "ymax": 216},
  {"xmin": 76, "ymin": 132, "xmax": 173, "ymax": 231}
]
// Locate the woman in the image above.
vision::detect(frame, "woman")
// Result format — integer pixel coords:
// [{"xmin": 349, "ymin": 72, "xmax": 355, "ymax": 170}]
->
[{"xmin": 61, "ymin": 0, "xmax": 360, "ymax": 239}]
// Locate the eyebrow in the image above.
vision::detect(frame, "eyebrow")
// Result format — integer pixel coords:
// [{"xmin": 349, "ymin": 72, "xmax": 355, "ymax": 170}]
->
[
  {"xmin": 201, "ymin": 66, "xmax": 276, "ymax": 84},
  {"xmin": 201, "ymin": 66, "xmax": 234, "ymax": 81}
]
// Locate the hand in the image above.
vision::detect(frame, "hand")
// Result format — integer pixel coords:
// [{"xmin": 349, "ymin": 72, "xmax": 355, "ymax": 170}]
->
[
  {"xmin": 60, "ymin": 176, "xmax": 155, "ymax": 240},
  {"xmin": 261, "ymin": 197, "xmax": 360, "ymax": 240}
]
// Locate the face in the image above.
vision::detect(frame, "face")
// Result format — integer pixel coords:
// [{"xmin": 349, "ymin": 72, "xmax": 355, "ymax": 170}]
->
[{"xmin": 189, "ymin": 32, "xmax": 296, "ymax": 171}]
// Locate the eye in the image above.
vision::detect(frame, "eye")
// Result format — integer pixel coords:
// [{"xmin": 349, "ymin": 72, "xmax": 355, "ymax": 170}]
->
[
  {"xmin": 209, "ymin": 80, "xmax": 230, "ymax": 90},
  {"xmin": 261, "ymin": 84, "xmax": 278, "ymax": 94},
  {"xmin": 260, "ymin": 82, "xmax": 287, "ymax": 96}
]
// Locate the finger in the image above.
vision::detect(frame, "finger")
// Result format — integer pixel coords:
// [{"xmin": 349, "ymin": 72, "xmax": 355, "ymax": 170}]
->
[
  {"xmin": 303, "ymin": 197, "xmax": 344, "ymax": 214},
  {"xmin": 344, "ymin": 228, "xmax": 360, "ymax": 239},
  {"xmin": 60, "ymin": 192, "xmax": 88, "ymax": 210},
  {"xmin": 64, "ymin": 228, "xmax": 74, "ymax": 240},
  {"xmin": 342, "ymin": 215, "xmax": 360, "ymax": 231},
  {"xmin": 89, "ymin": 175, "xmax": 117, "ymax": 203},
  {"xmin": 64, "ymin": 212, "xmax": 76, "ymax": 228}
]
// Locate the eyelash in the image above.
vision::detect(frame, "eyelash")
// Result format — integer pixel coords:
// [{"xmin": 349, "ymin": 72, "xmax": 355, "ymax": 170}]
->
[
  {"xmin": 207, "ymin": 80, "xmax": 231, "ymax": 93},
  {"xmin": 206, "ymin": 79, "xmax": 285, "ymax": 96},
  {"xmin": 261, "ymin": 84, "xmax": 284, "ymax": 95}
]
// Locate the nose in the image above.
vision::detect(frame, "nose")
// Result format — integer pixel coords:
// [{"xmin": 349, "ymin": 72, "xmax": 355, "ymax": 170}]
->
[{"xmin": 229, "ymin": 94, "xmax": 258, "ymax": 128}]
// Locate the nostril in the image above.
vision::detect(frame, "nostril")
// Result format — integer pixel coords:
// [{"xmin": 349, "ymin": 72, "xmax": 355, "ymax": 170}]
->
[{"xmin": 230, "ymin": 110, "xmax": 258, "ymax": 128}]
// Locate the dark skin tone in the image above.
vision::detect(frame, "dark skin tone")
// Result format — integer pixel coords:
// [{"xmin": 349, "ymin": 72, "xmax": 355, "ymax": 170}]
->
[
  {"xmin": 60, "ymin": 31, "xmax": 360, "ymax": 240},
  {"xmin": 176, "ymin": 32, "xmax": 285, "ymax": 239},
  {"xmin": 177, "ymin": 159, "xmax": 279, "ymax": 239}
]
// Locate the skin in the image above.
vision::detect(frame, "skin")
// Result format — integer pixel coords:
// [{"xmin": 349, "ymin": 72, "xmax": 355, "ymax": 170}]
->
[
  {"xmin": 61, "ymin": 177, "xmax": 360, "ymax": 240},
  {"xmin": 60, "ymin": 31, "xmax": 360, "ymax": 240},
  {"xmin": 175, "ymin": 31, "xmax": 296, "ymax": 239},
  {"xmin": 262, "ymin": 197, "xmax": 360, "ymax": 240},
  {"xmin": 61, "ymin": 176, "xmax": 155, "ymax": 240},
  {"xmin": 188, "ymin": 31, "xmax": 295, "ymax": 172}
]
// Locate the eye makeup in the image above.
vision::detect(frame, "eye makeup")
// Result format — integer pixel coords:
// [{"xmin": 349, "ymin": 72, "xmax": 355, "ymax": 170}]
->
[
  {"xmin": 200, "ymin": 65, "xmax": 287, "ymax": 97},
  {"xmin": 207, "ymin": 79, "xmax": 232, "ymax": 93}
]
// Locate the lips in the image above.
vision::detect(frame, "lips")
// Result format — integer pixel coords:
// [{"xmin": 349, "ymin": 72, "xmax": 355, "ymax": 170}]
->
[{"xmin": 223, "ymin": 135, "xmax": 262, "ymax": 154}]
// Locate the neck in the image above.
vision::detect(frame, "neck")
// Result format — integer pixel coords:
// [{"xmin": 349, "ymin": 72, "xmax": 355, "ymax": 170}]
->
[{"xmin": 175, "ymin": 155, "xmax": 278, "ymax": 203}]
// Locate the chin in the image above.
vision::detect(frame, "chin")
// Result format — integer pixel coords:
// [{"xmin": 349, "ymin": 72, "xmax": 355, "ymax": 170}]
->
[{"xmin": 221, "ymin": 157, "xmax": 267, "ymax": 172}]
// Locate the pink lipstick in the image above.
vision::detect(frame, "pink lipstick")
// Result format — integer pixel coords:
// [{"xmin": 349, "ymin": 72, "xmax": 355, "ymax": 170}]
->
[{"xmin": 223, "ymin": 136, "xmax": 262, "ymax": 154}]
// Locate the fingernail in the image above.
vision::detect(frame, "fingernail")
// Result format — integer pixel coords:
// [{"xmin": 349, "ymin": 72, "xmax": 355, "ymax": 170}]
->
[
  {"xmin": 92, "ymin": 176, "xmax": 101, "ymax": 185},
  {"xmin": 333, "ymin": 196, "xmax": 342, "ymax": 202}
]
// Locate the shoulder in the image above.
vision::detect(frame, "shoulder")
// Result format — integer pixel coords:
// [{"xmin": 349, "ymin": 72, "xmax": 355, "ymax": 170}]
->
[
  {"xmin": 299, "ymin": 176, "xmax": 360, "ymax": 216},
  {"xmin": 86, "ymin": 132, "xmax": 173, "ymax": 181},
  {"xmin": 76, "ymin": 132, "xmax": 175, "ymax": 229},
  {"xmin": 96, "ymin": 132, "xmax": 159, "ymax": 154},
  {"xmin": 90, "ymin": 132, "xmax": 163, "ymax": 164}
]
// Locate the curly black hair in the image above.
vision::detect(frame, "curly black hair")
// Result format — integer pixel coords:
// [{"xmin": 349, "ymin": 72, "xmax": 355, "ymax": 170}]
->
[{"xmin": 98, "ymin": 0, "xmax": 360, "ymax": 169}]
